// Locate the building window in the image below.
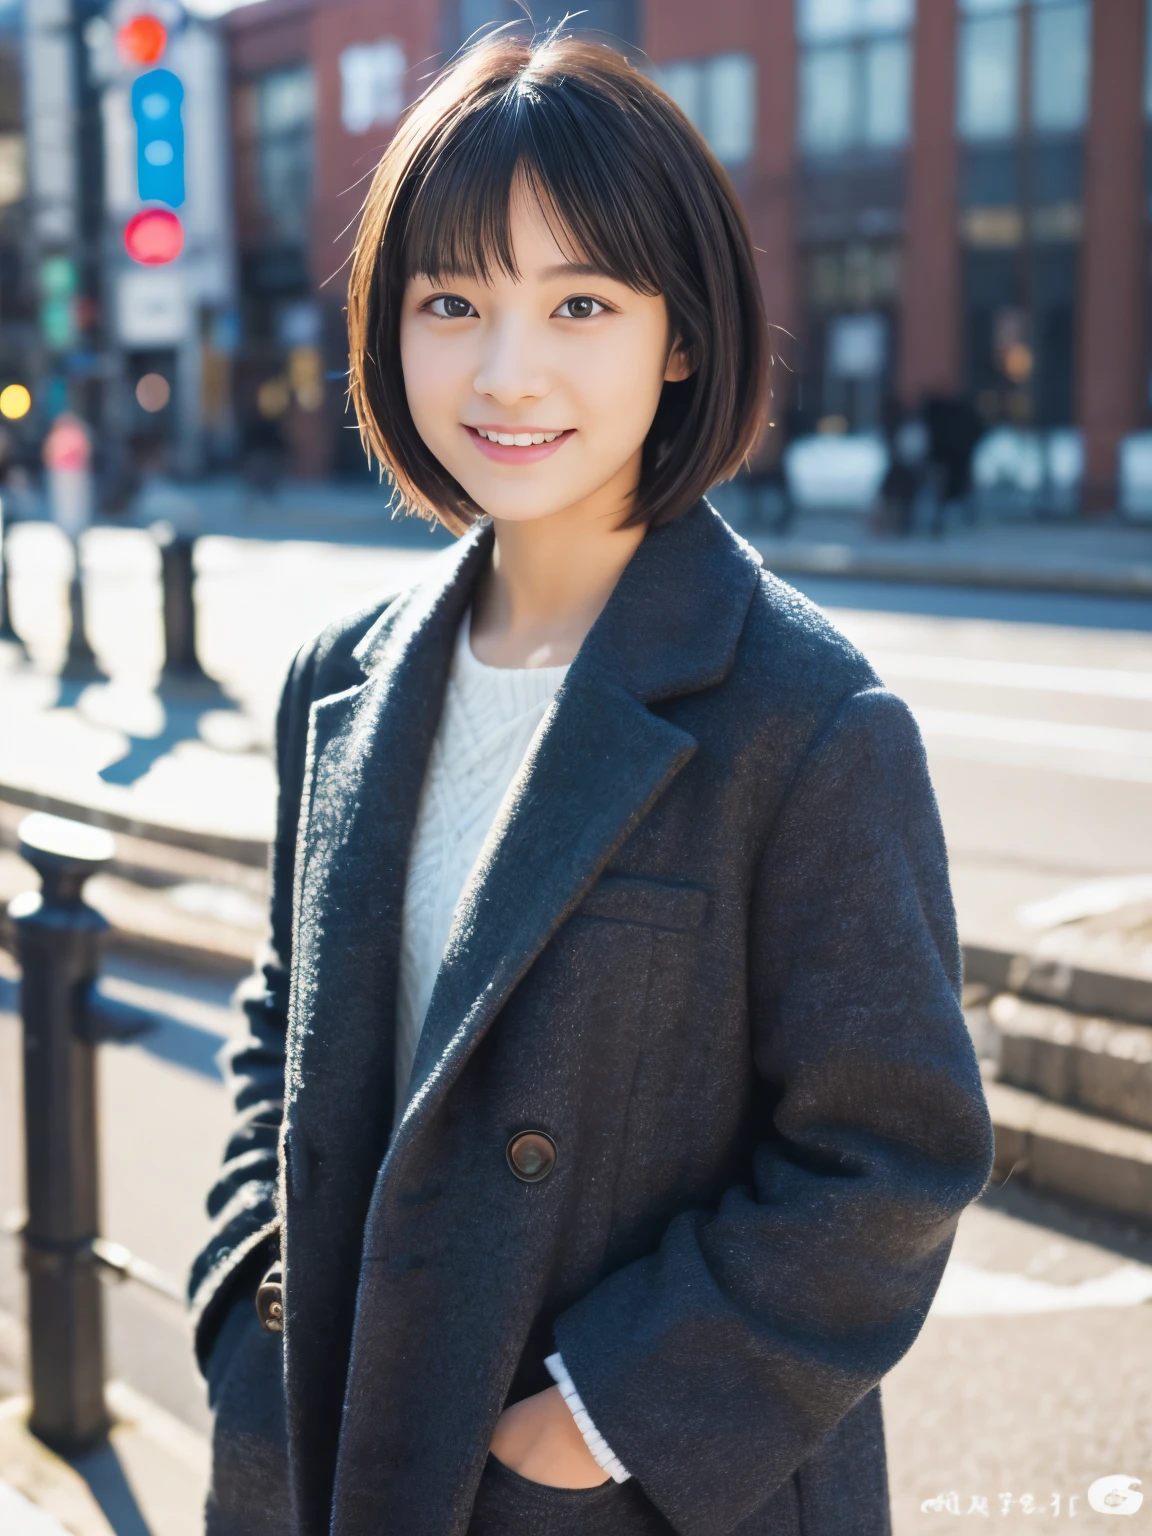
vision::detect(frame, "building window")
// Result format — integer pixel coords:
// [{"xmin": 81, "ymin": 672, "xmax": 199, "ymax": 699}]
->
[
  {"xmin": 340, "ymin": 40, "xmax": 406, "ymax": 135},
  {"xmin": 450, "ymin": 0, "xmax": 638, "ymax": 50},
  {"xmin": 957, "ymin": 1, "xmax": 1090, "ymax": 429},
  {"xmin": 1031, "ymin": 2, "xmax": 1091, "ymax": 132},
  {"xmin": 255, "ymin": 66, "xmax": 315, "ymax": 246},
  {"xmin": 957, "ymin": 0, "xmax": 1090, "ymax": 143},
  {"xmin": 796, "ymin": 0, "xmax": 913, "ymax": 158},
  {"xmin": 652, "ymin": 53, "xmax": 757, "ymax": 167}
]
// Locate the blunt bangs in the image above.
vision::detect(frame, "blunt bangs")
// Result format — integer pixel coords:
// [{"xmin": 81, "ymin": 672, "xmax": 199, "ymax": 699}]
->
[{"xmin": 347, "ymin": 31, "xmax": 769, "ymax": 534}]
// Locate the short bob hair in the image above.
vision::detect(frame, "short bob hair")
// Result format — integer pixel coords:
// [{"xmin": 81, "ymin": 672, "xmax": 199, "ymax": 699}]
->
[{"xmin": 347, "ymin": 29, "xmax": 769, "ymax": 533}]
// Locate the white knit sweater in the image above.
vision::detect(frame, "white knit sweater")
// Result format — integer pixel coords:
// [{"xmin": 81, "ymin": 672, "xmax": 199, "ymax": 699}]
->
[
  {"xmin": 394, "ymin": 612, "xmax": 631, "ymax": 1485},
  {"xmin": 394, "ymin": 613, "xmax": 569, "ymax": 1119}
]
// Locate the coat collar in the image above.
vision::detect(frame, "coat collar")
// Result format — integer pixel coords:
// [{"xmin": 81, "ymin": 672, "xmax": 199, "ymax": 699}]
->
[
  {"xmin": 295, "ymin": 501, "xmax": 764, "ymax": 1137},
  {"xmin": 363, "ymin": 498, "xmax": 764, "ymax": 1146},
  {"xmin": 352, "ymin": 496, "xmax": 762, "ymax": 706}
]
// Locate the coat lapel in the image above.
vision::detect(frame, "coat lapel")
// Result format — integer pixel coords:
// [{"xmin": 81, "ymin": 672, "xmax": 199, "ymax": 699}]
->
[
  {"xmin": 390, "ymin": 499, "xmax": 764, "ymax": 1150},
  {"xmin": 284, "ymin": 521, "xmax": 494, "ymax": 1536}
]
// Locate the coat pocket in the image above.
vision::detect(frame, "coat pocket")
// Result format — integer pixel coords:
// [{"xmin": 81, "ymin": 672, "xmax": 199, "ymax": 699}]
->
[
  {"xmin": 577, "ymin": 873, "xmax": 709, "ymax": 932},
  {"xmin": 468, "ymin": 1456, "xmax": 673, "ymax": 1535}
]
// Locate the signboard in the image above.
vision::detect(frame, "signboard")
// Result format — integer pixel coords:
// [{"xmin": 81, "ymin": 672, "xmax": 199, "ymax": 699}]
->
[{"xmin": 116, "ymin": 267, "xmax": 188, "ymax": 345}]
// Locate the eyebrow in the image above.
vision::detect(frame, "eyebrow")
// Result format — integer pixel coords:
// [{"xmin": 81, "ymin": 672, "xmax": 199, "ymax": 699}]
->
[{"xmin": 538, "ymin": 262, "xmax": 613, "ymax": 281}]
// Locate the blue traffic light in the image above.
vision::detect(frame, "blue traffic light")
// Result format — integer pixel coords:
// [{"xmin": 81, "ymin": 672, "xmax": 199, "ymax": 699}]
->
[{"xmin": 131, "ymin": 68, "xmax": 185, "ymax": 209}]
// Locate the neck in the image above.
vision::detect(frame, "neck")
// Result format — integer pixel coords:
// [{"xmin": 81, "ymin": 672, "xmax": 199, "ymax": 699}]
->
[{"xmin": 469, "ymin": 476, "xmax": 647, "ymax": 669}]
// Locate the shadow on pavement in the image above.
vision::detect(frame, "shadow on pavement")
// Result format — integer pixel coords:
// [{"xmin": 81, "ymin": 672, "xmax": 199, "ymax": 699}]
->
[
  {"xmin": 0, "ymin": 975, "xmax": 226, "ymax": 1082},
  {"xmin": 67, "ymin": 1441, "xmax": 153, "ymax": 1536}
]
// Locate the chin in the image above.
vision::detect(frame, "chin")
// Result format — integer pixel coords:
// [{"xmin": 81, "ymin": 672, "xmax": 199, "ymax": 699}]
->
[{"xmin": 458, "ymin": 482, "xmax": 582, "ymax": 524}]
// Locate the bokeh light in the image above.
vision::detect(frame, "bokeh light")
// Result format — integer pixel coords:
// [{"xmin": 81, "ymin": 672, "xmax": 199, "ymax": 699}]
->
[
  {"xmin": 116, "ymin": 15, "xmax": 168, "ymax": 66},
  {"xmin": 257, "ymin": 377, "xmax": 291, "ymax": 419},
  {"xmin": 0, "ymin": 383, "xmax": 31, "ymax": 420},
  {"xmin": 124, "ymin": 208, "xmax": 184, "ymax": 266},
  {"xmin": 135, "ymin": 372, "xmax": 171, "ymax": 412}
]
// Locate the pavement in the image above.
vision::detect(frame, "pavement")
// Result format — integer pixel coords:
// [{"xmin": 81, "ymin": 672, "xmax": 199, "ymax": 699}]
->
[
  {"xmin": 4, "ymin": 511, "xmax": 1152, "ymax": 972},
  {"xmin": 2, "ymin": 494, "xmax": 1152, "ymax": 1531},
  {"xmin": 4, "ymin": 940, "xmax": 1152, "ymax": 1535}
]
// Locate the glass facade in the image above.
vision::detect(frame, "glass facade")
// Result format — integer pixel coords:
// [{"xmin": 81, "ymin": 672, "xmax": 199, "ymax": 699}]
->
[
  {"xmin": 446, "ymin": 0, "xmax": 639, "ymax": 52},
  {"xmin": 797, "ymin": 0, "xmax": 913, "ymax": 155},
  {"xmin": 957, "ymin": 0, "xmax": 1091, "ymax": 428},
  {"xmin": 255, "ymin": 67, "xmax": 316, "ymax": 248},
  {"xmin": 653, "ymin": 53, "xmax": 758, "ymax": 167},
  {"xmin": 796, "ymin": 0, "xmax": 914, "ymax": 431}
]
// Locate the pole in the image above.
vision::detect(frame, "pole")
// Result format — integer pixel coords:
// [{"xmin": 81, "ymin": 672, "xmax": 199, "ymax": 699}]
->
[
  {"xmin": 9, "ymin": 812, "xmax": 115, "ymax": 1453},
  {"xmin": 63, "ymin": 534, "xmax": 100, "ymax": 680},
  {"xmin": 154, "ymin": 522, "xmax": 211, "ymax": 687},
  {"xmin": 0, "ymin": 499, "xmax": 25, "ymax": 650}
]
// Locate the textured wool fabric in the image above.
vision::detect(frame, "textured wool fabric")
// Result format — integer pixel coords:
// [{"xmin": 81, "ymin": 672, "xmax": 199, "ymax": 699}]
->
[
  {"xmin": 466, "ymin": 1454, "xmax": 677, "ymax": 1535},
  {"xmin": 395, "ymin": 613, "xmax": 568, "ymax": 1123},
  {"xmin": 204, "ymin": 1291, "xmax": 291, "ymax": 1536},
  {"xmin": 189, "ymin": 500, "xmax": 995, "ymax": 1536}
]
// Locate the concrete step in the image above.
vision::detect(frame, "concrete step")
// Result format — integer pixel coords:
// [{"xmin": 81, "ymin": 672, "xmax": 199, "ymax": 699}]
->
[
  {"xmin": 985, "ymin": 1077, "xmax": 1152, "ymax": 1223},
  {"xmin": 988, "ymin": 992, "xmax": 1152, "ymax": 1132}
]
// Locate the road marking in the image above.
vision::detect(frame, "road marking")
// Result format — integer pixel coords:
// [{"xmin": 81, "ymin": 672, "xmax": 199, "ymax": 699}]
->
[
  {"xmin": 869, "ymin": 651, "xmax": 1152, "ymax": 700},
  {"xmin": 931, "ymin": 1259, "xmax": 1152, "ymax": 1317},
  {"xmin": 913, "ymin": 707, "xmax": 1152, "ymax": 783}
]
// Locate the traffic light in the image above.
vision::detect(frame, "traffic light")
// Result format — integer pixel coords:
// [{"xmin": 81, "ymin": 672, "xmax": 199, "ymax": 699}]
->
[
  {"xmin": 117, "ymin": 14, "xmax": 168, "ymax": 66},
  {"xmin": 131, "ymin": 68, "xmax": 185, "ymax": 209}
]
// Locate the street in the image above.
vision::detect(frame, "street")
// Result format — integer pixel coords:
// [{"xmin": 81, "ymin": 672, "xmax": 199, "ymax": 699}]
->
[
  {"xmin": 1, "ymin": 520, "xmax": 1151, "ymax": 1532},
  {"xmin": 6, "ymin": 520, "xmax": 1152, "ymax": 949}
]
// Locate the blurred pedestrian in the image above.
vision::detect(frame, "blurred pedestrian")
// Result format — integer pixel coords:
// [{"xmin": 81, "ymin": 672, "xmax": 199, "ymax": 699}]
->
[
  {"xmin": 873, "ymin": 399, "xmax": 927, "ymax": 537},
  {"xmin": 924, "ymin": 393, "xmax": 984, "ymax": 536},
  {"xmin": 242, "ymin": 411, "xmax": 286, "ymax": 494},
  {"xmin": 191, "ymin": 33, "xmax": 994, "ymax": 1536}
]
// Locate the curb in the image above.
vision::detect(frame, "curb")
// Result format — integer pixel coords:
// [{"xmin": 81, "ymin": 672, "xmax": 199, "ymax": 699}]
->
[
  {"xmin": 963, "ymin": 943, "xmax": 1152, "ymax": 1027},
  {"xmin": 0, "ymin": 784, "xmax": 268, "ymax": 870},
  {"xmin": 749, "ymin": 539, "xmax": 1152, "ymax": 598},
  {"xmin": 0, "ymin": 1383, "xmax": 208, "ymax": 1536}
]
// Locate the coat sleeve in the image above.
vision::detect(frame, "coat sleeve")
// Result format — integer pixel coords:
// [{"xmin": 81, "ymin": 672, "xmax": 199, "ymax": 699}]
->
[
  {"xmin": 551, "ymin": 686, "xmax": 995, "ymax": 1534},
  {"xmin": 186, "ymin": 635, "xmax": 321, "ymax": 1371}
]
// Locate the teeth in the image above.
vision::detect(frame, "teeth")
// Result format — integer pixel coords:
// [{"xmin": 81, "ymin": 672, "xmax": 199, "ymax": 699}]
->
[{"xmin": 476, "ymin": 428, "xmax": 563, "ymax": 444}]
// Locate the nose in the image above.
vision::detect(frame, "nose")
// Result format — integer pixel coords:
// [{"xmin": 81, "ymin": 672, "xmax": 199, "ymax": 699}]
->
[{"xmin": 472, "ymin": 315, "xmax": 549, "ymax": 407}]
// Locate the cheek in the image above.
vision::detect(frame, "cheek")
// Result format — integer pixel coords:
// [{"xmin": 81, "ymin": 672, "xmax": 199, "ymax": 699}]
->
[
  {"xmin": 572, "ymin": 322, "xmax": 668, "ymax": 442},
  {"xmin": 399, "ymin": 323, "xmax": 459, "ymax": 440}
]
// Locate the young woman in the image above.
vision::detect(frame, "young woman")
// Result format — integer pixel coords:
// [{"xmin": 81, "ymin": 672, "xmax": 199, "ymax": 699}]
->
[{"xmin": 191, "ymin": 30, "xmax": 994, "ymax": 1536}]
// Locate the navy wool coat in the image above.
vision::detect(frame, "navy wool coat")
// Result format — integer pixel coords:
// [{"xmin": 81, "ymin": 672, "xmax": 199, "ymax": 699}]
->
[{"xmin": 190, "ymin": 499, "xmax": 994, "ymax": 1536}]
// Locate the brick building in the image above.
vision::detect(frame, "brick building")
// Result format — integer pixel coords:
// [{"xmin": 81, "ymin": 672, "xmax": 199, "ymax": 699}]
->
[{"xmin": 222, "ymin": 0, "xmax": 1149, "ymax": 506}]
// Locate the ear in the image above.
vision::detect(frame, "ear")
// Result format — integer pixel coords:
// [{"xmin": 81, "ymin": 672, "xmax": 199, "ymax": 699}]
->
[{"xmin": 663, "ymin": 337, "xmax": 695, "ymax": 383}]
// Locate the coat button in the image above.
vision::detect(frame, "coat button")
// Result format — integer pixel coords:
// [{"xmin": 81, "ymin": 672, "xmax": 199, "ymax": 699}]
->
[
  {"xmin": 506, "ymin": 1130, "xmax": 556, "ymax": 1183},
  {"xmin": 255, "ymin": 1263, "xmax": 284, "ymax": 1333}
]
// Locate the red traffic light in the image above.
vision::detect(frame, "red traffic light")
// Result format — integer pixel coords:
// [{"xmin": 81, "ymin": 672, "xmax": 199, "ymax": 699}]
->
[
  {"xmin": 117, "ymin": 14, "xmax": 168, "ymax": 66},
  {"xmin": 124, "ymin": 208, "xmax": 184, "ymax": 265}
]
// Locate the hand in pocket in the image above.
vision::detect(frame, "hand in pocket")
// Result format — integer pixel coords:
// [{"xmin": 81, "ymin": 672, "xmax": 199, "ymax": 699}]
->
[{"xmin": 489, "ymin": 1386, "xmax": 611, "ymax": 1488}]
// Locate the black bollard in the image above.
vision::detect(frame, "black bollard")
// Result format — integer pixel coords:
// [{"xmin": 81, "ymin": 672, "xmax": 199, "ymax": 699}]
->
[
  {"xmin": 8, "ymin": 812, "xmax": 116, "ymax": 1453},
  {"xmin": 154, "ymin": 523, "xmax": 211, "ymax": 687},
  {"xmin": 62, "ymin": 535, "xmax": 100, "ymax": 681}
]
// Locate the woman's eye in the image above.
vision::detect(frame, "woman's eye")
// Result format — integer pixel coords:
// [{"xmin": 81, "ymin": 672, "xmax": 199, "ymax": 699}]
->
[
  {"xmin": 555, "ymin": 295, "xmax": 606, "ymax": 320},
  {"xmin": 428, "ymin": 295, "xmax": 476, "ymax": 319}
]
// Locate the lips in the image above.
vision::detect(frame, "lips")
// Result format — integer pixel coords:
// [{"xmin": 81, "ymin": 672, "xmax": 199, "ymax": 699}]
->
[{"xmin": 464, "ymin": 425, "xmax": 575, "ymax": 464}]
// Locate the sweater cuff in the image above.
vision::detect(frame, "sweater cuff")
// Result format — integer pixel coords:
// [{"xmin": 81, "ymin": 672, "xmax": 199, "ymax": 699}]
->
[{"xmin": 544, "ymin": 1351, "xmax": 631, "ymax": 1484}]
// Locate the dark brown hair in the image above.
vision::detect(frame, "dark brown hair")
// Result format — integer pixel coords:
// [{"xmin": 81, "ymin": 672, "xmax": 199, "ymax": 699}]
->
[{"xmin": 347, "ymin": 28, "xmax": 769, "ymax": 533}]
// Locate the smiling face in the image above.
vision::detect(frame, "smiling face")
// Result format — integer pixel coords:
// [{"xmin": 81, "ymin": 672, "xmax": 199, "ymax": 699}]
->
[{"xmin": 399, "ymin": 180, "xmax": 691, "ymax": 529}]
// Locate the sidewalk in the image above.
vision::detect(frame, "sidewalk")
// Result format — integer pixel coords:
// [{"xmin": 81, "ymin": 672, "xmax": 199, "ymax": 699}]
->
[
  {"xmin": 12, "ymin": 472, "xmax": 1152, "ymax": 593},
  {"xmin": 169, "ymin": 475, "xmax": 1152, "ymax": 596},
  {"xmin": 0, "ymin": 1300, "xmax": 207, "ymax": 1536},
  {"xmin": 0, "ymin": 1381, "xmax": 208, "ymax": 1536}
]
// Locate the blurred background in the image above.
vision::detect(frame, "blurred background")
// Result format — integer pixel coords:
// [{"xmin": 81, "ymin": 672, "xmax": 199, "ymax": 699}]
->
[
  {"xmin": 1, "ymin": 3, "xmax": 1152, "ymax": 1534},
  {"xmin": 1, "ymin": 0, "xmax": 1152, "ymax": 520}
]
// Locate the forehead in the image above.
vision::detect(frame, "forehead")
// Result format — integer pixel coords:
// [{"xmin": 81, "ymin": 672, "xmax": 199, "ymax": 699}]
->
[{"xmin": 399, "ymin": 140, "xmax": 661, "ymax": 297}]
